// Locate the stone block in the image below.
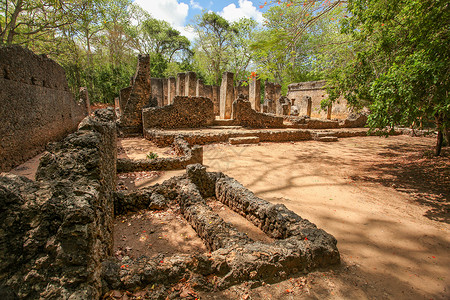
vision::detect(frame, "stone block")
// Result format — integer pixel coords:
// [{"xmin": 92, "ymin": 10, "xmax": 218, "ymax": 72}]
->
[
  {"xmin": 176, "ymin": 73, "xmax": 186, "ymax": 96},
  {"xmin": 229, "ymin": 136, "xmax": 260, "ymax": 145},
  {"xmin": 220, "ymin": 72, "xmax": 234, "ymax": 119},
  {"xmin": 185, "ymin": 71, "xmax": 197, "ymax": 96},
  {"xmin": 249, "ymin": 78, "xmax": 261, "ymax": 112}
]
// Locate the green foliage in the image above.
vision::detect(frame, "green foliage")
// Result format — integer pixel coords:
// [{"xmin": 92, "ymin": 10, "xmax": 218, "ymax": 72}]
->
[
  {"xmin": 328, "ymin": 0, "xmax": 449, "ymax": 155},
  {"xmin": 146, "ymin": 152, "xmax": 158, "ymax": 160}
]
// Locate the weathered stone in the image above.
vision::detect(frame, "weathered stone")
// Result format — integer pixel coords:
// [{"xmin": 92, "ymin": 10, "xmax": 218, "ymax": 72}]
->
[
  {"xmin": 229, "ymin": 136, "xmax": 260, "ymax": 145},
  {"xmin": 162, "ymin": 78, "xmax": 169, "ymax": 106},
  {"xmin": 276, "ymin": 96, "xmax": 291, "ymax": 116},
  {"xmin": 231, "ymin": 96, "xmax": 284, "ymax": 128},
  {"xmin": 0, "ymin": 108, "xmax": 116, "ymax": 299},
  {"xmin": 151, "ymin": 78, "xmax": 164, "ymax": 107},
  {"xmin": 235, "ymin": 81, "xmax": 249, "ymax": 98},
  {"xmin": 291, "ymin": 105, "xmax": 299, "ymax": 116},
  {"xmin": 167, "ymin": 77, "xmax": 176, "ymax": 104},
  {"xmin": 185, "ymin": 71, "xmax": 197, "ymax": 97},
  {"xmin": 249, "ymin": 78, "xmax": 261, "ymax": 112},
  {"xmin": 212, "ymin": 85, "xmax": 220, "ymax": 116},
  {"xmin": 176, "ymin": 73, "xmax": 186, "ymax": 96},
  {"xmin": 339, "ymin": 113, "xmax": 368, "ymax": 128},
  {"xmin": 303, "ymin": 95, "xmax": 312, "ymax": 117},
  {"xmin": 142, "ymin": 96, "xmax": 214, "ymax": 129},
  {"xmin": 0, "ymin": 45, "xmax": 87, "ymax": 172},
  {"xmin": 120, "ymin": 55, "xmax": 151, "ymax": 133},
  {"xmin": 79, "ymin": 86, "xmax": 91, "ymax": 115},
  {"xmin": 220, "ymin": 72, "xmax": 234, "ymax": 119}
]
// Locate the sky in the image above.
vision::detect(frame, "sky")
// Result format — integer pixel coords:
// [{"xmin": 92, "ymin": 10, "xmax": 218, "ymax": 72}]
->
[{"xmin": 133, "ymin": 0, "xmax": 268, "ymax": 41}]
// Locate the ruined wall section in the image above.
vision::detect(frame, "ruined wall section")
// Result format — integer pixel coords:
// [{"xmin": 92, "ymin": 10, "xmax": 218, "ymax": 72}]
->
[
  {"xmin": 287, "ymin": 80, "xmax": 350, "ymax": 119},
  {"xmin": 142, "ymin": 96, "xmax": 214, "ymax": 129},
  {"xmin": 232, "ymin": 97, "xmax": 284, "ymax": 128},
  {"xmin": 0, "ymin": 109, "xmax": 116, "ymax": 299},
  {"xmin": 0, "ymin": 45, "xmax": 87, "ymax": 172}
]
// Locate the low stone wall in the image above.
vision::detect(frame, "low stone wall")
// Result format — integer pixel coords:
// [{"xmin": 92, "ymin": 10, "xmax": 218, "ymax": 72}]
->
[
  {"xmin": 0, "ymin": 45, "xmax": 87, "ymax": 172},
  {"xmin": 145, "ymin": 128, "xmax": 313, "ymax": 147},
  {"xmin": 142, "ymin": 96, "xmax": 215, "ymax": 129},
  {"xmin": 232, "ymin": 97, "xmax": 284, "ymax": 128},
  {"xmin": 116, "ymin": 137, "xmax": 203, "ymax": 172},
  {"xmin": 108, "ymin": 164, "xmax": 340, "ymax": 293},
  {"xmin": 0, "ymin": 109, "xmax": 116, "ymax": 299}
]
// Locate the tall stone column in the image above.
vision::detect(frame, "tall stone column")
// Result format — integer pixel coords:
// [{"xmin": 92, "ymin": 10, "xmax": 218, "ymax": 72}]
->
[
  {"xmin": 327, "ymin": 103, "xmax": 332, "ymax": 120},
  {"xmin": 162, "ymin": 78, "xmax": 169, "ymax": 106},
  {"xmin": 220, "ymin": 72, "xmax": 234, "ymax": 119},
  {"xmin": 185, "ymin": 71, "xmax": 197, "ymax": 96},
  {"xmin": 249, "ymin": 78, "xmax": 261, "ymax": 112},
  {"xmin": 167, "ymin": 76, "xmax": 176, "ymax": 104},
  {"xmin": 151, "ymin": 78, "xmax": 163, "ymax": 107},
  {"xmin": 303, "ymin": 95, "xmax": 312, "ymax": 117},
  {"xmin": 212, "ymin": 85, "xmax": 220, "ymax": 116},
  {"xmin": 176, "ymin": 73, "xmax": 186, "ymax": 96},
  {"xmin": 196, "ymin": 78, "xmax": 205, "ymax": 97},
  {"xmin": 79, "ymin": 86, "xmax": 91, "ymax": 115}
]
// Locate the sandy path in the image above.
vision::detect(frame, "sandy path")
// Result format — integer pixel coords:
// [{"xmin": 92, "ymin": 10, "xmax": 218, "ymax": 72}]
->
[{"xmin": 199, "ymin": 136, "xmax": 449, "ymax": 299}]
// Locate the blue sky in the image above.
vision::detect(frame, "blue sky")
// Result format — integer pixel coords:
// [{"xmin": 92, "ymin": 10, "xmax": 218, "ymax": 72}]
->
[{"xmin": 133, "ymin": 0, "xmax": 268, "ymax": 40}]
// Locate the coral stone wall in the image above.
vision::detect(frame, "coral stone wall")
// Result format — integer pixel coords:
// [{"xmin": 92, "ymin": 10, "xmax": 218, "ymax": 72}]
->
[
  {"xmin": 0, "ymin": 109, "xmax": 116, "ymax": 299},
  {"xmin": 287, "ymin": 80, "xmax": 350, "ymax": 119},
  {"xmin": 0, "ymin": 45, "xmax": 87, "ymax": 172},
  {"xmin": 142, "ymin": 96, "xmax": 215, "ymax": 129},
  {"xmin": 232, "ymin": 97, "xmax": 284, "ymax": 128}
]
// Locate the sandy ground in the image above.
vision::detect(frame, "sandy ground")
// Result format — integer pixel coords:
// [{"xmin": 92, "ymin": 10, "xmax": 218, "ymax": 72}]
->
[{"xmin": 9, "ymin": 135, "xmax": 449, "ymax": 299}]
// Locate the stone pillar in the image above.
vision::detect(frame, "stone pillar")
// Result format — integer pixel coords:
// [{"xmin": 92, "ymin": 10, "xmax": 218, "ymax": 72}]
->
[
  {"xmin": 274, "ymin": 83, "xmax": 281, "ymax": 100},
  {"xmin": 249, "ymin": 78, "xmax": 261, "ymax": 112},
  {"xmin": 212, "ymin": 85, "xmax": 220, "ymax": 116},
  {"xmin": 327, "ymin": 103, "xmax": 332, "ymax": 120},
  {"xmin": 151, "ymin": 78, "xmax": 163, "ymax": 107},
  {"xmin": 167, "ymin": 76, "xmax": 176, "ymax": 104},
  {"xmin": 220, "ymin": 72, "xmax": 234, "ymax": 119},
  {"xmin": 79, "ymin": 86, "xmax": 91, "ymax": 115},
  {"xmin": 304, "ymin": 95, "xmax": 312, "ymax": 117},
  {"xmin": 204, "ymin": 85, "xmax": 213, "ymax": 102},
  {"xmin": 185, "ymin": 71, "xmax": 197, "ymax": 96},
  {"xmin": 114, "ymin": 97, "xmax": 120, "ymax": 116},
  {"xmin": 176, "ymin": 73, "xmax": 186, "ymax": 96},
  {"xmin": 121, "ymin": 54, "xmax": 151, "ymax": 130},
  {"xmin": 162, "ymin": 78, "xmax": 169, "ymax": 106},
  {"xmin": 235, "ymin": 81, "xmax": 249, "ymax": 98},
  {"xmin": 196, "ymin": 78, "xmax": 204, "ymax": 97}
]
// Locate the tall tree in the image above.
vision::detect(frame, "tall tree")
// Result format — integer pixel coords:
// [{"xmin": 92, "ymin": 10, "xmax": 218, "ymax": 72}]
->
[{"xmin": 328, "ymin": 0, "xmax": 449, "ymax": 155}]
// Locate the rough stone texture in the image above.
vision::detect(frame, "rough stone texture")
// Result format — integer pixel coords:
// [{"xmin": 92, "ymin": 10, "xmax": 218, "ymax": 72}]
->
[
  {"xmin": 145, "ymin": 128, "xmax": 313, "ymax": 147},
  {"xmin": 264, "ymin": 82, "xmax": 281, "ymax": 104},
  {"xmin": 339, "ymin": 113, "xmax": 368, "ymax": 128},
  {"xmin": 119, "ymin": 86, "xmax": 131, "ymax": 114},
  {"xmin": 196, "ymin": 78, "xmax": 205, "ymax": 97},
  {"xmin": 232, "ymin": 96, "xmax": 284, "ymax": 129},
  {"xmin": 162, "ymin": 78, "xmax": 169, "ymax": 106},
  {"xmin": 276, "ymin": 96, "xmax": 291, "ymax": 116},
  {"xmin": 0, "ymin": 108, "xmax": 116, "ymax": 299},
  {"xmin": 119, "ymin": 55, "xmax": 151, "ymax": 133},
  {"xmin": 185, "ymin": 72, "xmax": 197, "ymax": 97},
  {"xmin": 229, "ymin": 136, "xmax": 260, "ymax": 145},
  {"xmin": 234, "ymin": 81, "xmax": 249, "ymax": 98},
  {"xmin": 291, "ymin": 105, "xmax": 299, "ymax": 116},
  {"xmin": 151, "ymin": 78, "xmax": 164, "ymax": 107},
  {"xmin": 108, "ymin": 165, "xmax": 340, "ymax": 292},
  {"xmin": 0, "ymin": 45, "xmax": 87, "ymax": 172},
  {"xmin": 176, "ymin": 73, "xmax": 186, "ymax": 96},
  {"xmin": 212, "ymin": 85, "xmax": 220, "ymax": 116},
  {"xmin": 220, "ymin": 72, "xmax": 234, "ymax": 119},
  {"xmin": 287, "ymin": 81, "xmax": 350, "ymax": 119},
  {"xmin": 302, "ymin": 95, "xmax": 312, "ymax": 117},
  {"xmin": 249, "ymin": 78, "xmax": 261, "ymax": 112},
  {"xmin": 142, "ymin": 96, "xmax": 215, "ymax": 129},
  {"xmin": 167, "ymin": 77, "xmax": 176, "ymax": 104},
  {"xmin": 262, "ymin": 98, "xmax": 276, "ymax": 114},
  {"xmin": 116, "ymin": 137, "xmax": 203, "ymax": 172},
  {"xmin": 79, "ymin": 86, "xmax": 91, "ymax": 115}
]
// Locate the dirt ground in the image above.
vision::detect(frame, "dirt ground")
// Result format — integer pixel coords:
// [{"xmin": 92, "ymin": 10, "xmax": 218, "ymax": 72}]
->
[{"xmin": 10, "ymin": 134, "xmax": 449, "ymax": 299}]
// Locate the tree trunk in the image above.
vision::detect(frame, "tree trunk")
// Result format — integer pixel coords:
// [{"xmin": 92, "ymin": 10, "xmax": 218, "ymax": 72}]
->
[{"xmin": 435, "ymin": 130, "xmax": 443, "ymax": 156}]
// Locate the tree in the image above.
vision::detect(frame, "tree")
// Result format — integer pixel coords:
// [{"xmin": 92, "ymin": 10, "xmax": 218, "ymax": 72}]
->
[
  {"xmin": 328, "ymin": 0, "xmax": 450, "ymax": 155},
  {"xmin": 191, "ymin": 11, "xmax": 235, "ymax": 85}
]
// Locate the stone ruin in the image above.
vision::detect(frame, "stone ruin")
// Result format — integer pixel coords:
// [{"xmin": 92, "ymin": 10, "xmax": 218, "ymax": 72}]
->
[
  {"xmin": 0, "ymin": 48, "xmax": 381, "ymax": 299},
  {"xmin": 0, "ymin": 45, "xmax": 88, "ymax": 172}
]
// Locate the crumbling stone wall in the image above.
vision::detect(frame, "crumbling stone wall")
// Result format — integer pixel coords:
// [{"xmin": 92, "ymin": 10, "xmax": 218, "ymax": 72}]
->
[
  {"xmin": 287, "ymin": 81, "xmax": 350, "ymax": 119},
  {"xmin": 0, "ymin": 45, "xmax": 87, "ymax": 172},
  {"xmin": 117, "ymin": 136, "xmax": 203, "ymax": 172},
  {"xmin": 232, "ymin": 96, "xmax": 284, "ymax": 128},
  {"xmin": 0, "ymin": 108, "xmax": 116, "ymax": 299},
  {"xmin": 107, "ymin": 164, "xmax": 340, "ymax": 292},
  {"xmin": 142, "ymin": 96, "xmax": 215, "ymax": 129},
  {"xmin": 119, "ymin": 55, "xmax": 152, "ymax": 134}
]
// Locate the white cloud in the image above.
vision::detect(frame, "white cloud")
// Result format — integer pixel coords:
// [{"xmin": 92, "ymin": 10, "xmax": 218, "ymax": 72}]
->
[
  {"xmin": 219, "ymin": 0, "xmax": 264, "ymax": 24},
  {"xmin": 134, "ymin": 0, "xmax": 189, "ymax": 28},
  {"xmin": 189, "ymin": 0, "xmax": 202, "ymax": 10},
  {"xmin": 176, "ymin": 25, "xmax": 197, "ymax": 41}
]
